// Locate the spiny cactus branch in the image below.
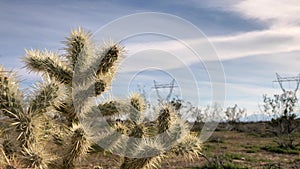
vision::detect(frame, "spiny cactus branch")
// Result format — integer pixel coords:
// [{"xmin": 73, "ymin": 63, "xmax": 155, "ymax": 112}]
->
[
  {"xmin": 23, "ymin": 49, "xmax": 73, "ymax": 84},
  {"xmin": 64, "ymin": 27, "xmax": 93, "ymax": 68},
  {"xmin": 96, "ymin": 44, "xmax": 122, "ymax": 75},
  {"xmin": 29, "ymin": 81, "xmax": 63, "ymax": 116},
  {"xmin": 63, "ymin": 124, "xmax": 92, "ymax": 169},
  {"xmin": 0, "ymin": 66, "xmax": 24, "ymax": 119}
]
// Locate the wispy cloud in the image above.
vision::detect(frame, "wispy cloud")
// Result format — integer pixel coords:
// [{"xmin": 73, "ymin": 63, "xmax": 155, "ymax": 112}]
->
[
  {"xmin": 183, "ymin": 0, "xmax": 300, "ymax": 60},
  {"xmin": 125, "ymin": 26, "xmax": 300, "ymax": 62},
  {"xmin": 210, "ymin": 27, "xmax": 300, "ymax": 60},
  {"xmin": 232, "ymin": 0, "xmax": 300, "ymax": 27}
]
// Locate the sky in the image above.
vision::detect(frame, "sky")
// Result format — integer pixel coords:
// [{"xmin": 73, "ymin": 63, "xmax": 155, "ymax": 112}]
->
[{"xmin": 0, "ymin": 0, "xmax": 300, "ymax": 115}]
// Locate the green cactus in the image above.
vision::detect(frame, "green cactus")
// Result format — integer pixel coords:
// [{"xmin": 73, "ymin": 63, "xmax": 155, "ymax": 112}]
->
[{"xmin": 0, "ymin": 27, "xmax": 202, "ymax": 169}]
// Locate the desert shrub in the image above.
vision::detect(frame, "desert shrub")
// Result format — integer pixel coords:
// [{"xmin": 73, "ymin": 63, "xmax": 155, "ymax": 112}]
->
[
  {"xmin": 262, "ymin": 91, "xmax": 299, "ymax": 148},
  {"xmin": 198, "ymin": 103, "xmax": 224, "ymax": 123},
  {"xmin": 224, "ymin": 104, "xmax": 246, "ymax": 131},
  {"xmin": 225, "ymin": 104, "xmax": 246, "ymax": 124},
  {"xmin": 193, "ymin": 104, "xmax": 245, "ymax": 131}
]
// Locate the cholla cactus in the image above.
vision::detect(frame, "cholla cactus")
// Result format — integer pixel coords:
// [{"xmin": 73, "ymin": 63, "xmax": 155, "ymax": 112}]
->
[
  {"xmin": 22, "ymin": 27, "xmax": 123, "ymax": 168},
  {"xmin": 0, "ymin": 66, "xmax": 59, "ymax": 169},
  {"xmin": 1, "ymin": 27, "xmax": 203, "ymax": 169},
  {"xmin": 119, "ymin": 97, "xmax": 202, "ymax": 169},
  {"xmin": 22, "ymin": 144, "xmax": 55, "ymax": 169},
  {"xmin": 62, "ymin": 123, "xmax": 91, "ymax": 169}
]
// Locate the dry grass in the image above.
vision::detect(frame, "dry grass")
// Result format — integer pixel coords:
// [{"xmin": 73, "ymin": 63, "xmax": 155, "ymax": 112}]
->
[{"xmin": 76, "ymin": 129, "xmax": 300, "ymax": 169}]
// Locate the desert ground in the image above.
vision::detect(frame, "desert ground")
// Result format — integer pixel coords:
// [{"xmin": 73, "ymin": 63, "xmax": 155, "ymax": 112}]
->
[{"xmin": 77, "ymin": 121, "xmax": 300, "ymax": 169}]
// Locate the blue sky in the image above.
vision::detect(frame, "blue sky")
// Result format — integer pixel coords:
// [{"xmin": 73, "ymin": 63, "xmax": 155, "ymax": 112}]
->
[{"xmin": 1, "ymin": 0, "xmax": 300, "ymax": 113}]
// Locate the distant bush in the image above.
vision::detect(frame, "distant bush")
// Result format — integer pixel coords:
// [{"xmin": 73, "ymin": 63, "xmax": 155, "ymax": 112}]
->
[
  {"xmin": 262, "ymin": 90, "xmax": 299, "ymax": 148},
  {"xmin": 225, "ymin": 104, "xmax": 246, "ymax": 124},
  {"xmin": 224, "ymin": 104, "xmax": 246, "ymax": 131}
]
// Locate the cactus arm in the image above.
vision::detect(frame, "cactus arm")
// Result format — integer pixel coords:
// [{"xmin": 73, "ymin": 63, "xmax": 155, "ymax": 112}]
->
[
  {"xmin": 168, "ymin": 134, "xmax": 202, "ymax": 161},
  {"xmin": 23, "ymin": 49, "xmax": 72, "ymax": 84},
  {"xmin": 62, "ymin": 124, "xmax": 91, "ymax": 169},
  {"xmin": 0, "ymin": 66, "xmax": 24, "ymax": 118},
  {"xmin": 29, "ymin": 81, "xmax": 63, "ymax": 116},
  {"xmin": 64, "ymin": 27, "xmax": 93, "ymax": 68},
  {"xmin": 96, "ymin": 44, "xmax": 122, "ymax": 75}
]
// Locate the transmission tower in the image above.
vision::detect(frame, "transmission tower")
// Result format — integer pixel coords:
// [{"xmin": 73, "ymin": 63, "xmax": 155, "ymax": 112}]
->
[
  {"xmin": 152, "ymin": 79, "xmax": 178, "ymax": 101},
  {"xmin": 273, "ymin": 73, "xmax": 300, "ymax": 92}
]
